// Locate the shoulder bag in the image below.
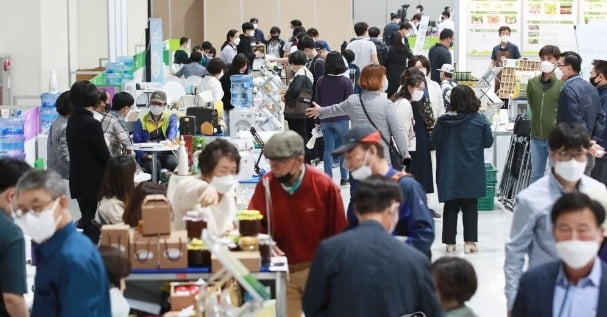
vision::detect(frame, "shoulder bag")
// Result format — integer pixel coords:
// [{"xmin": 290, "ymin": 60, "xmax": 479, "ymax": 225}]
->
[
  {"xmin": 284, "ymin": 70, "xmax": 313, "ymax": 119},
  {"xmin": 358, "ymin": 94, "xmax": 404, "ymax": 171}
]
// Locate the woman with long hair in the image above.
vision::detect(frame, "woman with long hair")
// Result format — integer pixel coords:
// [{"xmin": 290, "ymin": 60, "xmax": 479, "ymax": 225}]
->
[
  {"xmin": 385, "ymin": 31, "xmax": 413, "ymax": 97},
  {"xmin": 95, "ymin": 156, "xmax": 136, "ymax": 225},
  {"xmin": 122, "ymin": 181, "xmax": 166, "ymax": 228},
  {"xmin": 220, "ymin": 29, "xmax": 240, "ymax": 64}
]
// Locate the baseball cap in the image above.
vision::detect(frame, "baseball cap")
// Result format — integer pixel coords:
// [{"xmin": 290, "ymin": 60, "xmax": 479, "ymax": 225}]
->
[
  {"xmin": 332, "ymin": 125, "xmax": 381, "ymax": 156},
  {"xmin": 436, "ymin": 64, "xmax": 455, "ymax": 74},
  {"xmin": 149, "ymin": 91, "xmax": 167, "ymax": 104},
  {"xmin": 314, "ymin": 40, "xmax": 331, "ymax": 51},
  {"xmin": 264, "ymin": 131, "xmax": 305, "ymax": 160}
]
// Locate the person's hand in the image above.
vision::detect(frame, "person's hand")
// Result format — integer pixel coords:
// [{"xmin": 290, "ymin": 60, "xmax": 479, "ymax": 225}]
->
[
  {"xmin": 590, "ymin": 142, "xmax": 605, "ymax": 158},
  {"xmin": 271, "ymin": 245, "xmax": 285, "ymax": 257},
  {"xmin": 280, "ymin": 94, "xmax": 286, "ymax": 102},
  {"xmin": 143, "ymin": 154, "xmax": 152, "ymax": 160},
  {"xmin": 255, "ymin": 51, "xmax": 265, "ymax": 58},
  {"xmin": 306, "ymin": 102, "xmax": 321, "ymax": 119},
  {"xmin": 198, "ymin": 185, "xmax": 219, "ymax": 207}
]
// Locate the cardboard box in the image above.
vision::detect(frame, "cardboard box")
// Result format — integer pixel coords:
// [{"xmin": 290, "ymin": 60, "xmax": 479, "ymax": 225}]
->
[
  {"xmin": 100, "ymin": 224, "xmax": 130, "ymax": 255},
  {"xmin": 158, "ymin": 231, "xmax": 188, "ymax": 269},
  {"xmin": 169, "ymin": 282, "xmax": 201, "ymax": 312},
  {"xmin": 211, "ymin": 251, "xmax": 261, "ymax": 273},
  {"xmin": 129, "ymin": 231, "xmax": 159, "ymax": 269},
  {"xmin": 141, "ymin": 195, "xmax": 172, "ymax": 236},
  {"xmin": 75, "ymin": 67, "xmax": 105, "ymax": 82}
]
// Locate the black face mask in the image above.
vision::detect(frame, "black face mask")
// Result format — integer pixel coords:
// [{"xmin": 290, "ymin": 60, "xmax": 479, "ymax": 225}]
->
[
  {"xmin": 449, "ymin": 40, "xmax": 454, "ymax": 48},
  {"xmin": 590, "ymin": 76, "xmax": 599, "ymax": 87},
  {"xmin": 276, "ymin": 173, "xmax": 294, "ymax": 184}
]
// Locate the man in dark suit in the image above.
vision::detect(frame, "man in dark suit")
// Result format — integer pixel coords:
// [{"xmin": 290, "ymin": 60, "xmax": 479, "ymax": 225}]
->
[
  {"xmin": 303, "ymin": 175, "xmax": 442, "ymax": 317},
  {"xmin": 512, "ymin": 192, "xmax": 607, "ymax": 317},
  {"xmin": 66, "ymin": 81, "xmax": 110, "ymax": 243}
]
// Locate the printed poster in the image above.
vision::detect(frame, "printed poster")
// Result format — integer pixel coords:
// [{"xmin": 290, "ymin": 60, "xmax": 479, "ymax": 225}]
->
[
  {"xmin": 521, "ymin": 0, "xmax": 577, "ymax": 55},
  {"xmin": 580, "ymin": 0, "xmax": 607, "ymax": 24},
  {"xmin": 467, "ymin": 0, "xmax": 522, "ymax": 56}
]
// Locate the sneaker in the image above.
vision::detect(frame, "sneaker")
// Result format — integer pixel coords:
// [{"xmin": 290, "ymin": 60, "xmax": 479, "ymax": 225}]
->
[
  {"xmin": 431, "ymin": 209, "xmax": 441, "ymax": 218},
  {"xmin": 464, "ymin": 242, "xmax": 478, "ymax": 254},
  {"xmin": 340, "ymin": 179, "xmax": 349, "ymax": 186},
  {"xmin": 446, "ymin": 244, "xmax": 456, "ymax": 253}
]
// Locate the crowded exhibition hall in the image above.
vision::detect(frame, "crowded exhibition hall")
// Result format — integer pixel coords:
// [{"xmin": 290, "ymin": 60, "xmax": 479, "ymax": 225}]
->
[{"xmin": 1, "ymin": 0, "xmax": 607, "ymax": 316}]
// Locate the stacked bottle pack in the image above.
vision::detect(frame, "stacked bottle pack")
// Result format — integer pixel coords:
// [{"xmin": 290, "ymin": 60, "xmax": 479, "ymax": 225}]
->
[{"xmin": 0, "ymin": 117, "xmax": 25, "ymax": 160}]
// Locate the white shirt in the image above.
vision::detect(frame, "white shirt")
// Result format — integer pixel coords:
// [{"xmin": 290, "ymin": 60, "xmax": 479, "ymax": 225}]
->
[
  {"xmin": 393, "ymin": 97, "xmax": 416, "ymax": 151},
  {"xmin": 438, "ymin": 18, "xmax": 455, "ymax": 33},
  {"xmin": 345, "ymin": 38, "xmax": 377, "ymax": 69},
  {"xmin": 426, "ymin": 78, "xmax": 445, "ymax": 120},
  {"xmin": 221, "ymin": 44, "xmax": 237, "ymax": 64},
  {"xmin": 198, "ymin": 75, "xmax": 224, "ymax": 103},
  {"xmin": 110, "ymin": 287, "xmax": 130, "ymax": 317}
]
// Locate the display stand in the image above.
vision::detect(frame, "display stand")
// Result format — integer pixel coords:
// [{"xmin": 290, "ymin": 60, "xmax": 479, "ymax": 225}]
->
[
  {"xmin": 475, "ymin": 67, "xmax": 504, "ymax": 121},
  {"xmin": 497, "ymin": 115, "xmax": 531, "ymax": 211},
  {"xmin": 254, "ymin": 65, "xmax": 284, "ymax": 132}
]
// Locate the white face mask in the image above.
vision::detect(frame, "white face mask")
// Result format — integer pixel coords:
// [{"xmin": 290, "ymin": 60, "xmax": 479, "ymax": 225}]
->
[
  {"xmin": 253, "ymin": 24, "xmax": 258, "ymax": 30},
  {"xmin": 540, "ymin": 61, "xmax": 556, "ymax": 73},
  {"xmin": 217, "ymin": 71, "xmax": 224, "ymax": 79},
  {"xmin": 210, "ymin": 175, "xmax": 239, "ymax": 194},
  {"xmin": 501, "ymin": 35, "xmax": 510, "ymax": 43},
  {"xmin": 411, "ymin": 89, "xmax": 425, "ymax": 102},
  {"xmin": 351, "ymin": 152, "xmax": 373, "ymax": 180},
  {"xmin": 555, "ymin": 67, "xmax": 564, "ymax": 81},
  {"xmin": 234, "ymin": 38, "xmax": 241, "ymax": 46},
  {"xmin": 419, "ymin": 68, "xmax": 428, "ymax": 76},
  {"xmin": 554, "ymin": 159, "xmax": 586, "ymax": 182},
  {"xmin": 381, "ymin": 78, "xmax": 388, "ymax": 92},
  {"xmin": 555, "ymin": 239, "xmax": 599, "ymax": 269},
  {"xmin": 23, "ymin": 199, "xmax": 62, "ymax": 244},
  {"xmin": 248, "ymin": 30, "xmax": 255, "ymax": 37},
  {"xmin": 149, "ymin": 105, "xmax": 164, "ymax": 116}
]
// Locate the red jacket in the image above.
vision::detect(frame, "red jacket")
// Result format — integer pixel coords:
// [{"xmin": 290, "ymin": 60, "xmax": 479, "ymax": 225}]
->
[{"xmin": 249, "ymin": 165, "xmax": 347, "ymax": 265}]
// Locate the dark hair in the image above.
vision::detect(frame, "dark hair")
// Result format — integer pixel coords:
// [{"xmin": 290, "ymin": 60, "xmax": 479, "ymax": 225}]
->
[
  {"xmin": 179, "ymin": 37, "xmax": 189, "ymax": 45},
  {"xmin": 439, "ymin": 28, "xmax": 454, "ymax": 40},
  {"xmin": 548, "ymin": 122, "xmax": 592, "ymax": 151},
  {"xmin": 192, "ymin": 45, "xmax": 202, "ymax": 53},
  {"xmin": 290, "ymin": 19, "xmax": 302, "ymax": 27},
  {"xmin": 198, "ymin": 138, "xmax": 241, "ymax": 177},
  {"xmin": 288, "ymin": 50, "xmax": 307, "ymax": 66},
  {"xmin": 431, "ymin": 257, "xmax": 478, "ymax": 305},
  {"xmin": 201, "ymin": 41, "xmax": 213, "ymax": 51},
  {"xmin": 368, "ymin": 27, "xmax": 381, "ymax": 38},
  {"xmin": 390, "ymin": 31, "xmax": 407, "ymax": 54},
  {"xmin": 551, "ymin": 192, "xmax": 606, "ymax": 227},
  {"xmin": 222, "ymin": 29, "xmax": 239, "ymax": 50},
  {"xmin": 352, "ymin": 175, "xmax": 402, "ymax": 215},
  {"xmin": 206, "ymin": 58, "xmax": 226, "ymax": 75},
  {"xmin": 342, "ymin": 49, "xmax": 355, "ymax": 64},
  {"xmin": 399, "ymin": 22, "xmax": 413, "ymax": 31},
  {"xmin": 208, "ymin": 47, "xmax": 216, "ymax": 57},
  {"xmin": 539, "ymin": 45, "xmax": 561, "ymax": 59},
  {"xmin": 560, "ymin": 51, "xmax": 582, "ymax": 73},
  {"xmin": 391, "ymin": 70, "xmax": 425, "ymax": 102},
  {"xmin": 416, "ymin": 5, "xmax": 424, "ymax": 11},
  {"xmin": 498, "ymin": 26, "xmax": 511, "ymax": 34},
  {"xmin": 449, "ymin": 85, "xmax": 481, "ymax": 113},
  {"xmin": 250, "ymin": 17, "xmax": 258, "ymax": 24},
  {"xmin": 360, "ymin": 142, "xmax": 385, "ymax": 158},
  {"xmin": 292, "ymin": 26, "xmax": 306, "ymax": 38},
  {"xmin": 390, "ymin": 13, "xmax": 401, "ymax": 20},
  {"xmin": 111, "ymin": 92, "xmax": 134, "ymax": 111},
  {"xmin": 230, "ymin": 53, "xmax": 249, "ymax": 74},
  {"xmin": 98, "ymin": 156, "xmax": 136, "ymax": 204},
  {"xmin": 442, "ymin": 11, "xmax": 451, "ymax": 19},
  {"xmin": 122, "ymin": 181, "xmax": 166, "ymax": 227},
  {"xmin": 593, "ymin": 59, "xmax": 607, "ymax": 79},
  {"xmin": 306, "ymin": 28, "xmax": 319, "ymax": 38},
  {"xmin": 299, "ymin": 36, "xmax": 315, "ymax": 50},
  {"xmin": 98, "ymin": 88, "xmax": 109, "ymax": 104},
  {"xmin": 409, "ymin": 55, "xmax": 431, "ymax": 72},
  {"xmin": 270, "ymin": 26, "xmax": 281, "ymax": 35},
  {"xmin": 359, "ymin": 64, "xmax": 386, "ymax": 91},
  {"xmin": 242, "ymin": 22, "xmax": 254, "ymax": 32},
  {"xmin": 354, "ymin": 22, "xmax": 369, "ymax": 36},
  {"xmin": 444, "ymin": 6, "xmax": 451, "ymax": 11},
  {"xmin": 411, "ymin": 13, "xmax": 422, "ymax": 22},
  {"xmin": 98, "ymin": 246, "xmax": 131, "ymax": 288},
  {"xmin": 325, "ymin": 51, "xmax": 348, "ymax": 75},
  {"xmin": 55, "ymin": 91, "xmax": 73, "ymax": 116},
  {"xmin": 70, "ymin": 81, "xmax": 99, "ymax": 108},
  {"xmin": 189, "ymin": 51, "xmax": 203, "ymax": 63},
  {"xmin": 0, "ymin": 158, "xmax": 31, "ymax": 193}
]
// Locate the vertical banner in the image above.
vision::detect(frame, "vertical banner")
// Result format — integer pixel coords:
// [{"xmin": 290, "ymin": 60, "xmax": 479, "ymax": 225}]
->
[
  {"xmin": 521, "ymin": 0, "xmax": 577, "ymax": 55},
  {"xmin": 149, "ymin": 18, "xmax": 165, "ymax": 83},
  {"xmin": 466, "ymin": 0, "xmax": 522, "ymax": 56},
  {"xmin": 413, "ymin": 15, "xmax": 430, "ymax": 55}
]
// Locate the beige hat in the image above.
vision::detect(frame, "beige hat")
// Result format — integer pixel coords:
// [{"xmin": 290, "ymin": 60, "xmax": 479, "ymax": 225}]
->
[
  {"xmin": 436, "ymin": 64, "xmax": 455, "ymax": 74},
  {"xmin": 149, "ymin": 90, "xmax": 167, "ymax": 104},
  {"xmin": 264, "ymin": 131, "xmax": 304, "ymax": 160},
  {"xmin": 582, "ymin": 187, "xmax": 607, "ymax": 237}
]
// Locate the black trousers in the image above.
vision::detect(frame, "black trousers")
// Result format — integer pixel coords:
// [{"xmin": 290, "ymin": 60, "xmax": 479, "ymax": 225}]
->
[
  {"xmin": 286, "ymin": 118, "xmax": 311, "ymax": 163},
  {"xmin": 442, "ymin": 198, "xmax": 478, "ymax": 244},
  {"xmin": 77, "ymin": 198, "xmax": 100, "ymax": 244},
  {"xmin": 141, "ymin": 152, "xmax": 178, "ymax": 181}
]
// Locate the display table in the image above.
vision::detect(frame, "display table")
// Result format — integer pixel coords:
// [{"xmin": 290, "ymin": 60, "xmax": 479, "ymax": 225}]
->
[
  {"xmin": 126, "ymin": 266, "xmax": 287, "ymax": 316},
  {"xmin": 131, "ymin": 143, "xmax": 179, "ymax": 182}
]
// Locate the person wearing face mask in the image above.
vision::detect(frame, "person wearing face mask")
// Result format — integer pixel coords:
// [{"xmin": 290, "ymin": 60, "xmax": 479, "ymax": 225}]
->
[
  {"xmin": 490, "ymin": 26, "xmax": 521, "ymax": 68},
  {"xmin": 431, "ymin": 85, "xmax": 494, "ymax": 253},
  {"xmin": 101, "ymin": 92, "xmax": 134, "ymax": 157},
  {"xmin": 0, "ymin": 158, "xmax": 31, "ymax": 317},
  {"xmin": 15, "ymin": 169, "xmax": 111, "ymax": 317},
  {"xmin": 303, "ymin": 175, "xmax": 442, "ymax": 317},
  {"xmin": 265, "ymin": 26, "xmax": 284, "ymax": 58},
  {"xmin": 248, "ymin": 131, "xmax": 346, "ymax": 317},
  {"xmin": 282, "ymin": 51, "xmax": 314, "ymax": 147},
  {"xmin": 132, "ymin": 91, "xmax": 178, "ymax": 180},
  {"xmin": 391, "ymin": 70, "xmax": 425, "ymax": 155},
  {"xmin": 504, "ymin": 122, "xmax": 606, "ymax": 313},
  {"xmin": 410, "ymin": 55, "xmax": 445, "ymax": 122},
  {"xmin": 332, "ymin": 125, "xmax": 435, "ymax": 256},
  {"xmin": 93, "ymin": 88, "xmax": 110, "ymax": 121},
  {"xmin": 249, "ymin": 17, "xmax": 265, "ymax": 44},
  {"xmin": 437, "ymin": 10, "xmax": 455, "ymax": 34},
  {"xmin": 237, "ymin": 22, "xmax": 264, "ymax": 67},
  {"xmin": 398, "ymin": 22, "xmax": 414, "ymax": 49},
  {"xmin": 198, "ymin": 58, "xmax": 226, "ymax": 107},
  {"xmin": 428, "ymin": 29, "xmax": 454, "ymax": 84},
  {"xmin": 527, "ymin": 45, "xmax": 564, "ymax": 183},
  {"xmin": 590, "ymin": 59, "xmax": 607, "ymax": 184},
  {"xmin": 220, "ymin": 29, "xmax": 239, "ymax": 64},
  {"xmin": 512, "ymin": 192, "xmax": 607, "ymax": 316},
  {"xmin": 556, "ymin": 51, "xmax": 606, "ymax": 176},
  {"xmin": 384, "ymin": 31, "xmax": 413, "ymax": 98},
  {"xmin": 169, "ymin": 139, "xmax": 239, "ymax": 236}
]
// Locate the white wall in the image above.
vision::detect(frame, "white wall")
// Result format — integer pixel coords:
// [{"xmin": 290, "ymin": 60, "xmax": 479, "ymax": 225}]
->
[
  {"xmin": 127, "ymin": 0, "xmax": 149, "ymax": 55},
  {"xmin": 77, "ymin": 0, "xmax": 108, "ymax": 69},
  {"xmin": 353, "ymin": 0, "xmax": 453, "ymax": 30}
]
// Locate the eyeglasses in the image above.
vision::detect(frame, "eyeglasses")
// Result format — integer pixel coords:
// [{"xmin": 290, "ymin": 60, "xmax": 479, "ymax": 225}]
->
[
  {"xmin": 555, "ymin": 150, "xmax": 587, "ymax": 161},
  {"xmin": 556, "ymin": 64, "xmax": 569, "ymax": 69}
]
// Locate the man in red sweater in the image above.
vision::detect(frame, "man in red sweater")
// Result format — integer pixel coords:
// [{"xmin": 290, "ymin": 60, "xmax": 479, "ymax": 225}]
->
[{"xmin": 248, "ymin": 130, "xmax": 347, "ymax": 316}]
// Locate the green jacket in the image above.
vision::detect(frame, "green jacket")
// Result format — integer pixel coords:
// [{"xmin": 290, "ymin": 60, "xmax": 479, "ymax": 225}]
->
[{"xmin": 527, "ymin": 74, "xmax": 562, "ymax": 139}]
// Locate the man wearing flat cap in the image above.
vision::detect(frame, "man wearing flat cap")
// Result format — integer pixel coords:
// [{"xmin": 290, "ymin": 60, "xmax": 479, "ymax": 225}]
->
[{"xmin": 248, "ymin": 130, "xmax": 347, "ymax": 317}]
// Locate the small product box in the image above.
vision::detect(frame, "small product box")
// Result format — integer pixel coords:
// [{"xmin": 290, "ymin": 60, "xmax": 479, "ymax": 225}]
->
[
  {"xmin": 158, "ymin": 230, "xmax": 188, "ymax": 269},
  {"xmin": 211, "ymin": 251, "xmax": 261, "ymax": 273},
  {"xmin": 170, "ymin": 282, "xmax": 201, "ymax": 312},
  {"xmin": 100, "ymin": 224, "xmax": 130, "ymax": 255},
  {"xmin": 129, "ymin": 231, "xmax": 159, "ymax": 269},
  {"xmin": 141, "ymin": 194, "xmax": 172, "ymax": 236}
]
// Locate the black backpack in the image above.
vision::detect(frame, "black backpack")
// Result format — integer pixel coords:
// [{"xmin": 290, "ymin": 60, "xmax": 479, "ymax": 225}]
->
[{"xmin": 371, "ymin": 39, "xmax": 388, "ymax": 66}]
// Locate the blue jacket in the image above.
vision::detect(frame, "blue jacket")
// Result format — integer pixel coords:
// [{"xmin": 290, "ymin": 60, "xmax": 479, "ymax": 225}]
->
[
  {"xmin": 132, "ymin": 111, "xmax": 178, "ymax": 164},
  {"xmin": 557, "ymin": 75, "xmax": 606, "ymax": 143},
  {"xmin": 598, "ymin": 85, "xmax": 607, "ymax": 148},
  {"xmin": 346, "ymin": 168, "xmax": 435, "ymax": 256},
  {"xmin": 512, "ymin": 259, "xmax": 607, "ymax": 317},
  {"xmin": 430, "ymin": 112, "xmax": 493, "ymax": 202}
]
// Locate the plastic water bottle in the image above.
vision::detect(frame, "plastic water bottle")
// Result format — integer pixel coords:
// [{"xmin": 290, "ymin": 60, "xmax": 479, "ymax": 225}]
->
[
  {"xmin": 0, "ymin": 117, "xmax": 25, "ymax": 160},
  {"xmin": 230, "ymin": 75, "xmax": 253, "ymax": 108},
  {"xmin": 40, "ymin": 70, "xmax": 59, "ymax": 134}
]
